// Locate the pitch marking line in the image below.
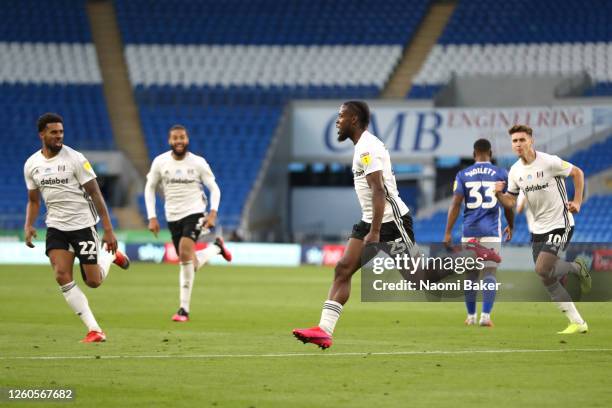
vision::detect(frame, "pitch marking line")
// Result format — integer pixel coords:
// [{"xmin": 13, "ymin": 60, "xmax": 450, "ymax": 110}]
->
[{"xmin": 2, "ymin": 348, "xmax": 612, "ymax": 361}]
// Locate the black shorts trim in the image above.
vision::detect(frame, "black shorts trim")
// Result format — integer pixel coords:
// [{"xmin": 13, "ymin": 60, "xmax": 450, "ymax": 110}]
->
[
  {"xmin": 531, "ymin": 226, "xmax": 574, "ymax": 262},
  {"xmin": 554, "ymin": 176, "xmax": 571, "ymax": 242},
  {"xmin": 384, "ymin": 186, "xmax": 415, "ymax": 249},
  {"xmin": 45, "ymin": 226, "xmax": 100, "ymax": 265},
  {"xmin": 351, "ymin": 213, "xmax": 415, "ymax": 244},
  {"xmin": 167, "ymin": 212, "xmax": 206, "ymax": 253}
]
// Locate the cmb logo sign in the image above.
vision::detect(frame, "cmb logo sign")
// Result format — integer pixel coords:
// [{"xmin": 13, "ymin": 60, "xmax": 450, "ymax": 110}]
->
[
  {"xmin": 291, "ymin": 103, "xmax": 601, "ymax": 162},
  {"xmin": 322, "ymin": 110, "xmax": 442, "ymax": 154}
]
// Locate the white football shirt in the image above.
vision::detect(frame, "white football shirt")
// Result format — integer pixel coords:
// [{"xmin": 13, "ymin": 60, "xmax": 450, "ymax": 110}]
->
[
  {"xmin": 507, "ymin": 151, "xmax": 574, "ymax": 234},
  {"xmin": 517, "ymin": 190, "xmax": 535, "ymax": 233},
  {"xmin": 352, "ymin": 130, "xmax": 409, "ymax": 223},
  {"xmin": 24, "ymin": 145, "xmax": 99, "ymax": 231},
  {"xmin": 145, "ymin": 151, "xmax": 220, "ymax": 222}
]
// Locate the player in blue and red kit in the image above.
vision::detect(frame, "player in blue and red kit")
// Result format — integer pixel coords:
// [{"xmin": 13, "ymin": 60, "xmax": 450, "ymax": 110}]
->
[{"xmin": 444, "ymin": 138, "xmax": 514, "ymax": 327}]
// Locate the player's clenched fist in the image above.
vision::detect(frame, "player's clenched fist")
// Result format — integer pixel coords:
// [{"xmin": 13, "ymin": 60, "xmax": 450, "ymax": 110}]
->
[
  {"xmin": 566, "ymin": 201, "xmax": 581, "ymax": 213},
  {"xmin": 148, "ymin": 217, "xmax": 160, "ymax": 237}
]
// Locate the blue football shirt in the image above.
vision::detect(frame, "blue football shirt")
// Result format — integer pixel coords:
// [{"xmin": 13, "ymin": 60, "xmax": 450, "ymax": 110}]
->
[{"xmin": 453, "ymin": 162, "xmax": 508, "ymax": 238}]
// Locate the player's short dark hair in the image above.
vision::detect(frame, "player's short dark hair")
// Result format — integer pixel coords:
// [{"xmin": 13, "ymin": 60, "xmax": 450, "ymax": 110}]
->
[
  {"xmin": 343, "ymin": 101, "xmax": 370, "ymax": 129},
  {"xmin": 168, "ymin": 124, "xmax": 188, "ymax": 136},
  {"xmin": 37, "ymin": 113, "xmax": 63, "ymax": 132},
  {"xmin": 473, "ymin": 138, "xmax": 492, "ymax": 153},
  {"xmin": 508, "ymin": 124, "xmax": 533, "ymax": 137}
]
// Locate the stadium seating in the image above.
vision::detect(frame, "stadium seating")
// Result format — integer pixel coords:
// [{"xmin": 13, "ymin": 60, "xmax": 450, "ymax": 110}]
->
[
  {"xmin": 567, "ymin": 135, "xmax": 612, "ymax": 176},
  {"xmin": 0, "ymin": 0, "xmax": 92, "ymax": 43},
  {"xmin": 410, "ymin": 0, "xmax": 612, "ymax": 98},
  {"xmin": 573, "ymin": 195, "xmax": 612, "ymax": 242},
  {"xmin": 115, "ymin": 0, "xmax": 432, "ymax": 229},
  {"xmin": 0, "ymin": 0, "xmax": 116, "ymax": 230},
  {"xmin": 115, "ymin": 0, "xmax": 428, "ymax": 45}
]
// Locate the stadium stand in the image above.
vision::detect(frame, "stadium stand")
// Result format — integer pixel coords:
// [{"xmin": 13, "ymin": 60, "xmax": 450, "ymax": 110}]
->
[
  {"xmin": 115, "ymin": 0, "xmax": 431, "ymax": 229},
  {"xmin": 0, "ymin": 0, "xmax": 116, "ymax": 230},
  {"xmin": 573, "ymin": 195, "xmax": 612, "ymax": 242},
  {"xmin": 409, "ymin": 0, "xmax": 612, "ymax": 98},
  {"xmin": 567, "ymin": 135, "xmax": 612, "ymax": 177}
]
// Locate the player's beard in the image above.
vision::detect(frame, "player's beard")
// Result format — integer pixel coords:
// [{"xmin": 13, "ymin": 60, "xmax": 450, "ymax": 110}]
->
[
  {"xmin": 171, "ymin": 144, "xmax": 188, "ymax": 158},
  {"xmin": 337, "ymin": 127, "xmax": 352, "ymax": 142},
  {"xmin": 45, "ymin": 141, "xmax": 62, "ymax": 154}
]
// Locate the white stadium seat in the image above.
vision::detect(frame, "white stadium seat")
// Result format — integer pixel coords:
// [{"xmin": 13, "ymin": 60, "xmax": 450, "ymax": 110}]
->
[{"xmin": 413, "ymin": 42, "xmax": 612, "ymax": 87}]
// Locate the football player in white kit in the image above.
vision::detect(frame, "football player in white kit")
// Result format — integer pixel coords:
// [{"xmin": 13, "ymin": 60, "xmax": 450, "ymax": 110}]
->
[
  {"xmin": 495, "ymin": 125, "xmax": 592, "ymax": 334},
  {"xmin": 292, "ymin": 102, "xmax": 499, "ymax": 349},
  {"xmin": 145, "ymin": 125, "xmax": 232, "ymax": 322},
  {"xmin": 23, "ymin": 113, "xmax": 130, "ymax": 343}
]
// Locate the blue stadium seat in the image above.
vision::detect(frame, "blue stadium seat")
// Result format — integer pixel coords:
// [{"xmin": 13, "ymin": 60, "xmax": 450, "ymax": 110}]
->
[
  {"xmin": 116, "ymin": 0, "xmax": 432, "ymax": 229},
  {"xmin": 438, "ymin": 0, "xmax": 612, "ymax": 45},
  {"xmin": 0, "ymin": 0, "xmax": 91, "ymax": 42},
  {"xmin": 115, "ymin": 0, "xmax": 429, "ymax": 45},
  {"xmin": 567, "ymin": 135, "xmax": 612, "ymax": 177}
]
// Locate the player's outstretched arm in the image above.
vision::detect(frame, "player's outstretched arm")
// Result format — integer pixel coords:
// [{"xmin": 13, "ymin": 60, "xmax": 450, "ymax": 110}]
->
[
  {"xmin": 567, "ymin": 164, "xmax": 584, "ymax": 213},
  {"xmin": 83, "ymin": 179, "xmax": 118, "ymax": 254},
  {"xmin": 444, "ymin": 194, "xmax": 463, "ymax": 246},
  {"xmin": 24, "ymin": 189, "xmax": 40, "ymax": 248}
]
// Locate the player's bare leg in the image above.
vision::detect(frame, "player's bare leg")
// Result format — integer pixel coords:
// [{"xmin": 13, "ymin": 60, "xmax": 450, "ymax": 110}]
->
[
  {"xmin": 50, "ymin": 250, "xmax": 105, "ymax": 342},
  {"xmin": 293, "ymin": 238, "xmax": 364, "ymax": 349},
  {"xmin": 81, "ymin": 263, "xmax": 104, "ymax": 288},
  {"xmin": 179, "ymin": 237, "xmax": 196, "ymax": 264},
  {"xmin": 536, "ymin": 252, "xmax": 587, "ymax": 333},
  {"xmin": 327, "ymin": 238, "xmax": 365, "ymax": 304},
  {"xmin": 50, "ymin": 250, "xmax": 75, "ymax": 287}
]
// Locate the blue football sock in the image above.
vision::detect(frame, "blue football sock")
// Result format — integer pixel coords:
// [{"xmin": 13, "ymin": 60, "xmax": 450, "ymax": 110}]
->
[
  {"xmin": 464, "ymin": 286, "xmax": 477, "ymax": 315},
  {"xmin": 482, "ymin": 275, "xmax": 497, "ymax": 314}
]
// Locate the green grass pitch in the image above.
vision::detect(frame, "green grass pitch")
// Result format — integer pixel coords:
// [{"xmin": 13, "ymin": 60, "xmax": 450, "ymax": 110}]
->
[{"xmin": 1, "ymin": 263, "xmax": 611, "ymax": 407}]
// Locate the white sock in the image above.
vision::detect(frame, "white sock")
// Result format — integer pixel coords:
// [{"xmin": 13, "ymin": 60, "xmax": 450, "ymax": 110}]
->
[
  {"xmin": 179, "ymin": 261, "xmax": 195, "ymax": 312},
  {"xmin": 556, "ymin": 302, "xmax": 585, "ymax": 324},
  {"xmin": 549, "ymin": 260, "xmax": 580, "ymax": 279},
  {"xmin": 545, "ymin": 281, "xmax": 584, "ymax": 324},
  {"xmin": 319, "ymin": 300, "xmax": 343, "ymax": 335},
  {"xmin": 61, "ymin": 281, "xmax": 101, "ymax": 332},
  {"xmin": 98, "ymin": 250, "xmax": 116, "ymax": 281},
  {"xmin": 480, "ymin": 312, "xmax": 490, "ymax": 321},
  {"xmin": 195, "ymin": 245, "xmax": 221, "ymax": 271}
]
